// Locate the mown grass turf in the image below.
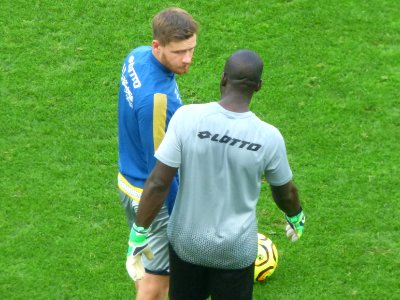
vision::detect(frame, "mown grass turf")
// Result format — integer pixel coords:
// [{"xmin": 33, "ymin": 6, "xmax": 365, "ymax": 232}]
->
[{"xmin": 1, "ymin": 0, "xmax": 399, "ymax": 299}]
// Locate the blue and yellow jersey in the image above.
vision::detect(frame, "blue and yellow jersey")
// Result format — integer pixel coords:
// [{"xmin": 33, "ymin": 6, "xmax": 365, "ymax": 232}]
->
[{"xmin": 118, "ymin": 46, "xmax": 182, "ymax": 213}]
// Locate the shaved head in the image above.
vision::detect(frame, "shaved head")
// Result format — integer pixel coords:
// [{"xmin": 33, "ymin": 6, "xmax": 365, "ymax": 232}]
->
[{"xmin": 223, "ymin": 50, "xmax": 263, "ymax": 90}]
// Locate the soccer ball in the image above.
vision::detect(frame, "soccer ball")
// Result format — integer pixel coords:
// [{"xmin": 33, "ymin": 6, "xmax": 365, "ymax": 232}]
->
[{"xmin": 254, "ymin": 233, "xmax": 278, "ymax": 282}]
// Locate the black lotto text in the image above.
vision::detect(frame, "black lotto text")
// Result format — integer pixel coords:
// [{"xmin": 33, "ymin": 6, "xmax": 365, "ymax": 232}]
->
[{"xmin": 197, "ymin": 131, "xmax": 261, "ymax": 151}]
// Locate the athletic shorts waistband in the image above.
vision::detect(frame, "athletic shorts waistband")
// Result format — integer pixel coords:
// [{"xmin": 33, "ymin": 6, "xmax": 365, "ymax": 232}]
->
[{"xmin": 118, "ymin": 173, "xmax": 143, "ymax": 202}]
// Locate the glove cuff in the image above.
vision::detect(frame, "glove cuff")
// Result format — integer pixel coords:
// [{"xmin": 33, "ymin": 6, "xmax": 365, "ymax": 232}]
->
[
  {"xmin": 286, "ymin": 207, "xmax": 304, "ymax": 224},
  {"xmin": 133, "ymin": 223, "xmax": 149, "ymax": 235},
  {"xmin": 128, "ymin": 224, "xmax": 150, "ymax": 251}
]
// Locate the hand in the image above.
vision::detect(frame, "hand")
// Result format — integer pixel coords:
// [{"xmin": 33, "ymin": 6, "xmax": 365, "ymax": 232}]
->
[
  {"xmin": 285, "ymin": 209, "xmax": 305, "ymax": 242},
  {"xmin": 126, "ymin": 223, "xmax": 154, "ymax": 281}
]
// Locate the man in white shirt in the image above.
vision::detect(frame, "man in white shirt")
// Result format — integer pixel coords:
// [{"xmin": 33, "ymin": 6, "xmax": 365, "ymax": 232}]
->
[{"xmin": 127, "ymin": 49, "xmax": 305, "ymax": 300}]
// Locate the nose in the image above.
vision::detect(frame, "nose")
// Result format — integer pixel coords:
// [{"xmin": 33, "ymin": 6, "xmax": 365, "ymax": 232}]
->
[{"xmin": 182, "ymin": 51, "xmax": 193, "ymax": 64}]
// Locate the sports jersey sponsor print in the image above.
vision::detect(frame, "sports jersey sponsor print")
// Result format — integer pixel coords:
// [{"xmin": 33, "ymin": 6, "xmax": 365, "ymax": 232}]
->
[
  {"xmin": 197, "ymin": 131, "xmax": 262, "ymax": 151},
  {"xmin": 121, "ymin": 64, "xmax": 133, "ymax": 108},
  {"xmin": 127, "ymin": 55, "xmax": 141, "ymax": 88},
  {"xmin": 120, "ymin": 55, "xmax": 142, "ymax": 109}
]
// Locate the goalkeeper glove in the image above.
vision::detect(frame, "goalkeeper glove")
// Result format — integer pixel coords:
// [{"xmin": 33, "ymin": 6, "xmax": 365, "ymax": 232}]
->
[
  {"xmin": 285, "ymin": 208, "xmax": 305, "ymax": 242},
  {"xmin": 126, "ymin": 223, "xmax": 154, "ymax": 281}
]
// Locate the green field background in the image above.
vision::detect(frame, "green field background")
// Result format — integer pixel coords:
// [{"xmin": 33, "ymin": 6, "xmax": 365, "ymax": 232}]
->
[{"xmin": 1, "ymin": 0, "xmax": 399, "ymax": 299}]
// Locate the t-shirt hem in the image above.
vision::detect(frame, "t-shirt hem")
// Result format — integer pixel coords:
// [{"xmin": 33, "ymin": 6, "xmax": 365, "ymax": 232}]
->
[{"xmin": 155, "ymin": 153, "xmax": 180, "ymax": 168}]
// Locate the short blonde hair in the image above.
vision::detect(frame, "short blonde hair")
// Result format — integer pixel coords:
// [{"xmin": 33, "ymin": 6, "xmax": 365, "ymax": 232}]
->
[{"xmin": 152, "ymin": 7, "xmax": 198, "ymax": 46}]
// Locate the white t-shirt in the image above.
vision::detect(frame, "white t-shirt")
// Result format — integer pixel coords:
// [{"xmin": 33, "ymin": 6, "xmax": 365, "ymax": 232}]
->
[{"xmin": 155, "ymin": 102, "xmax": 292, "ymax": 269}]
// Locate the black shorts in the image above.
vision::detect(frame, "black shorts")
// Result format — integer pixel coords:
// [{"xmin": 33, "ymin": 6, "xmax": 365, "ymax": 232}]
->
[{"xmin": 169, "ymin": 244, "xmax": 254, "ymax": 300}]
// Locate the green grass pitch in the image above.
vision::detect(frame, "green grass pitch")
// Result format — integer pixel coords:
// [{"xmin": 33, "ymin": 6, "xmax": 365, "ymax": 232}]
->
[{"xmin": 1, "ymin": 0, "xmax": 399, "ymax": 299}]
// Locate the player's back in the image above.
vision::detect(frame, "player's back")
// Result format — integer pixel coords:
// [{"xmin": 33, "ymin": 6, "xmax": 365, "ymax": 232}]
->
[{"xmin": 166, "ymin": 102, "xmax": 287, "ymax": 269}]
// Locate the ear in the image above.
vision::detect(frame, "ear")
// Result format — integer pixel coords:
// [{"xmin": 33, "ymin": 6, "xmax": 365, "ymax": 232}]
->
[
  {"xmin": 220, "ymin": 72, "xmax": 228, "ymax": 86},
  {"xmin": 254, "ymin": 79, "xmax": 262, "ymax": 92},
  {"xmin": 152, "ymin": 40, "xmax": 161, "ymax": 53}
]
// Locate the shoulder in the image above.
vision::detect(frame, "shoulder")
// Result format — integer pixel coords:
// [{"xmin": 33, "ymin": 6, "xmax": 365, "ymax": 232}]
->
[
  {"xmin": 172, "ymin": 104, "xmax": 196, "ymax": 121},
  {"xmin": 174, "ymin": 102, "xmax": 215, "ymax": 118},
  {"xmin": 123, "ymin": 46, "xmax": 152, "ymax": 72},
  {"xmin": 129, "ymin": 46, "xmax": 152, "ymax": 59},
  {"xmin": 167, "ymin": 104, "xmax": 209, "ymax": 130},
  {"xmin": 249, "ymin": 115, "xmax": 286, "ymax": 142}
]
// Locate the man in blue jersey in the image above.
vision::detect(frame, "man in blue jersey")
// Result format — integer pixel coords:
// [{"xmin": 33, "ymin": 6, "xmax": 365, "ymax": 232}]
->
[
  {"xmin": 127, "ymin": 50, "xmax": 305, "ymax": 299},
  {"xmin": 118, "ymin": 7, "xmax": 198, "ymax": 300}
]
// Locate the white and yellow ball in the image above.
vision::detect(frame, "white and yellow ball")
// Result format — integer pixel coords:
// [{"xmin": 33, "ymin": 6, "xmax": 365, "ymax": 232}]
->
[{"xmin": 254, "ymin": 233, "xmax": 278, "ymax": 282}]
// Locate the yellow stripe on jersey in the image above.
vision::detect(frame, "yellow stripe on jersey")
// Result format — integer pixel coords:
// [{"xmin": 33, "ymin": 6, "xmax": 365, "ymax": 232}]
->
[
  {"xmin": 118, "ymin": 173, "xmax": 143, "ymax": 202},
  {"xmin": 153, "ymin": 93, "xmax": 167, "ymax": 151}
]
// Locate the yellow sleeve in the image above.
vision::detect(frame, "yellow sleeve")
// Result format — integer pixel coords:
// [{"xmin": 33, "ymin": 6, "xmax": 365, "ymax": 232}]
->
[{"xmin": 153, "ymin": 93, "xmax": 167, "ymax": 151}]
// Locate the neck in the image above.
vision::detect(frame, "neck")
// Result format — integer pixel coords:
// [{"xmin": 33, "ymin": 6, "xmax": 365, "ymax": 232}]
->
[
  {"xmin": 152, "ymin": 48, "xmax": 161, "ymax": 62},
  {"xmin": 218, "ymin": 97, "xmax": 250, "ymax": 113}
]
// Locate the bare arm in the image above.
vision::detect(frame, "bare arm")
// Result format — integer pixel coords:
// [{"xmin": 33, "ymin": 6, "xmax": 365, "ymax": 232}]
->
[
  {"xmin": 136, "ymin": 161, "xmax": 178, "ymax": 228},
  {"xmin": 270, "ymin": 180, "xmax": 301, "ymax": 217}
]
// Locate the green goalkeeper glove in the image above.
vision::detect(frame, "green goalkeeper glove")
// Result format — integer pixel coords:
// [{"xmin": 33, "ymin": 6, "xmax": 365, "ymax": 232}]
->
[
  {"xmin": 285, "ymin": 208, "xmax": 305, "ymax": 242},
  {"xmin": 126, "ymin": 223, "xmax": 154, "ymax": 281}
]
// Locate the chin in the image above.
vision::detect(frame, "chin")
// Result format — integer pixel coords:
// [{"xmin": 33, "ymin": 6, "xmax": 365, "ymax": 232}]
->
[{"xmin": 176, "ymin": 68, "xmax": 190, "ymax": 75}]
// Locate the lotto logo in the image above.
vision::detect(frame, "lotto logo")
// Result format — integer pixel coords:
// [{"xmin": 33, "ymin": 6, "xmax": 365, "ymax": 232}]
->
[{"xmin": 197, "ymin": 131, "xmax": 261, "ymax": 151}]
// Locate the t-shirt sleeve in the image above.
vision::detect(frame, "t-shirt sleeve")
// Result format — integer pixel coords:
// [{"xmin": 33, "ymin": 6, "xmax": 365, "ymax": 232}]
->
[
  {"xmin": 264, "ymin": 129, "xmax": 293, "ymax": 186},
  {"xmin": 154, "ymin": 106, "xmax": 184, "ymax": 168}
]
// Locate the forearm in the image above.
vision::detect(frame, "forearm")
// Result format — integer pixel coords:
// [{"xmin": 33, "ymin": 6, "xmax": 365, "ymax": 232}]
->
[
  {"xmin": 271, "ymin": 181, "xmax": 301, "ymax": 217},
  {"xmin": 136, "ymin": 178, "xmax": 169, "ymax": 228},
  {"xmin": 135, "ymin": 161, "xmax": 177, "ymax": 228},
  {"xmin": 270, "ymin": 180, "xmax": 305, "ymax": 241}
]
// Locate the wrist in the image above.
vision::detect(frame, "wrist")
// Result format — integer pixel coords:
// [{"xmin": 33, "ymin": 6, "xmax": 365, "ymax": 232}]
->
[
  {"xmin": 133, "ymin": 223, "xmax": 149, "ymax": 235},
  {"xmin": 286, "ymin": 207, "xmax": 303, "ymax": 219},
  {"xmin": 286, "ymin": 208, "xmax": 304, "ymax": 226},
  {"xmin": 129, "ymin": 223, "xmax": 149, "ymax": 244}
]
